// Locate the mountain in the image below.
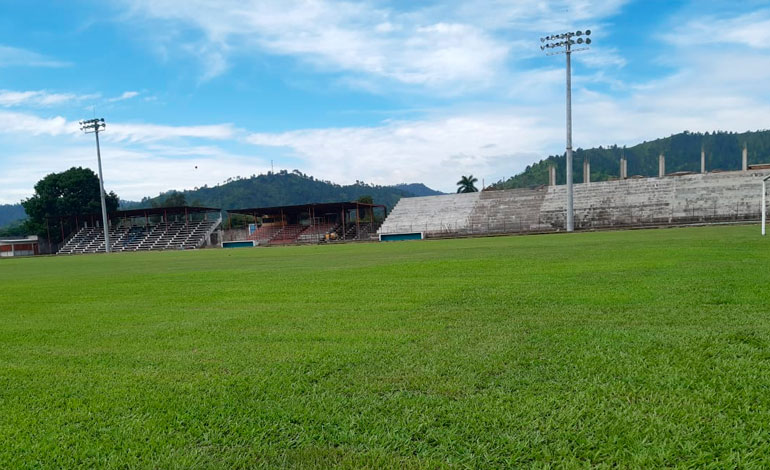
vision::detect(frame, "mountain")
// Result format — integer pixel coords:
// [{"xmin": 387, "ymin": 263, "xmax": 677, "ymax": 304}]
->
[
  {"xmin": 123, "ymin": 170, "xmax": 442, "ymax": 211},
  {"xmin": 491, "ymin": 130, "xmax": 770, "ymax": 189},
  {"xmin": 0, "ymin": 204, "xmax": 26, "ymax": 227},
  {"xmin": 393, "ymin": 183, "xmax": 444, "ymax": 197}
]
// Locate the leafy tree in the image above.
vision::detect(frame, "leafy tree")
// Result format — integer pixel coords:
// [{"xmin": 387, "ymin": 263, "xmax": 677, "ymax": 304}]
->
[
  {"xmin": 356, "ymin": 195, "xmax": 374, "ymax": 204},
  {"xmin": 456, "ymin": 175, "xmax": 479, "ymax": 193},
  {"xmin": 152, "ymin": 191, "xmax": 187, "ymax": 208},
  {"xmin": 0, "ymin": 220, "xmax": 27, "ymax": 237},
  {"xmin": 22, "ymin": 167, "xmax": 119, "ymax": 243}
]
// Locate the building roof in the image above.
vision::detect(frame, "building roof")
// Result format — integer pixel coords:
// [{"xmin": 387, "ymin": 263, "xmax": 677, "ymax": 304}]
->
[
  {"xmin": 111, "ymin": 206, "xmax": 221, "ymax": 218},
  {"xmin": 0, "ymin": 235, "xmax": 38, "ymax": 244},
  {"xmin": 47, "ymin": 206, "xmax": 221, "ymax": 220},
  {"xmin": 229, "ymin": 201, "xmax": 385, "ymax": 216}
]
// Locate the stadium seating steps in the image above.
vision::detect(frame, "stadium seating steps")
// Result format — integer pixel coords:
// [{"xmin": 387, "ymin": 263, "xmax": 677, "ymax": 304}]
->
[
  {"xmin": 378, "ymin": 169, "xmax": 770, "ymax": 238},
  {"xmin": 58, "ymin": 218, "xmax": 220, "ymax": 255}
]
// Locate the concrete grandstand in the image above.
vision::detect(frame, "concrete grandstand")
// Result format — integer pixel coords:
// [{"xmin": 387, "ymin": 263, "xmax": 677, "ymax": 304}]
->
[{"xmin": 378, "ymin": 168, "xmax": 770, "ymax": 238}]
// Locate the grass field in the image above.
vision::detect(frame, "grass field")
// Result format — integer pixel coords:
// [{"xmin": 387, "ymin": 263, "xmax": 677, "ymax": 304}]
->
[{"xmin": 1, "ymin": 225, "xmax": 769, "ymax": 468}]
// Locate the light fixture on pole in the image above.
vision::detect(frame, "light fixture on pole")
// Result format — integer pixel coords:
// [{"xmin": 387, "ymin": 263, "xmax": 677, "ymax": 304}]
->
[
  {"xmin": 79, "ymin": 118, "xmax": 111, "ymax": 253},
  {"xmin": 540, "ymin": 29, "xmax": 592, "ymax": 232}
]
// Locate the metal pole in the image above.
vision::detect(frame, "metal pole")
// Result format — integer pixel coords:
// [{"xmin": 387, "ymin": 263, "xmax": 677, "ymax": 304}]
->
[
  {"xmin": 763, "ymin": 178, "xmax": 767, "ymax": 236},
  {"xmin": 94, "ymin": 129, "xmax": 111, "ymax": 253},
  {"xmin": 565, "ymin": 42, "xmax": 574, "ymax": 232}
]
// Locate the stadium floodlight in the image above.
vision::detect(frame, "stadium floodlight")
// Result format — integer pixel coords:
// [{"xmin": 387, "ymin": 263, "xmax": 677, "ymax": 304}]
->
[
  {"xmin": 540, "ymin": 28, "xmax": 593, "ymax": 232},
  {"xmin": 79, "ymin": 118, "xmax": 111, "ymax": 253},
  {"xmin": 762, "ymin": 176, "xmax": 770, "ymax": 237}
]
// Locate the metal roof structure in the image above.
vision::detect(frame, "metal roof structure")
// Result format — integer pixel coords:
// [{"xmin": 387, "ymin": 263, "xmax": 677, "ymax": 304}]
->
[{"xmin": 228, "ymin": 201, "xmax": 385, "ymax": 217}]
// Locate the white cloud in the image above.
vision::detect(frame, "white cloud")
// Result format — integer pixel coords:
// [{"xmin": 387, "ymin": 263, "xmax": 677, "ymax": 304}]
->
[
  {"xmin": 0, "ymin": 111, "xmax": 78, "ymax": 136},
  {"xmin": 0, "ymin": 45, "xmax": 70, "ymax": 68},
  {"xmin": 246, "ymin": 112, "xmax": 560, "ymax": 191},
  {"xmin": 664, "ymin": 9, "xmax": 770, "ymax": 50},
  {"xmin": 117, "ymin": 0, "xmax": 625, "ymax": 89},
  {"xmin": 107, "ymin": 91, "xmax": 140, "ymax": 102},
  {"xmin": 0, "ymin": 145, "xmax": 268, "ymax": 203},
  {"xmin": 0, "ymin": 90, "xmax": 100, "ymax": 108},
  {"xmin": 106, "ymin": 122, "xmax": 238, "ymax": 143},
  {"xmin": 0, "ymin": 110, "xmax": 237, "ymax": 143}
]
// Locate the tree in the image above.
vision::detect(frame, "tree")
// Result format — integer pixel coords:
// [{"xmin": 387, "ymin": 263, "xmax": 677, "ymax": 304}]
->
[
  {"xmin": 22, "ymin": 167, "xmax": 119, "ymax": 243},
  {"xmin": 152, "ymin": 191, "xmax": 187, "ymax": 208},
  {"xmin": 456, "ymin": 175, "xmax": 479, "ymax": 193},
  {"xmin": 356, "ymin": 195, "xmax": 374, "ymax": 204}
]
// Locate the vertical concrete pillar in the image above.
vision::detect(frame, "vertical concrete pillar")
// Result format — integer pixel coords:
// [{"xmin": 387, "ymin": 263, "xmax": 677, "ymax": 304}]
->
[
  {"xmin": 659, "ymin": 154, "xmax": 665, "ymax": 178},
  {"xmin": 620, "ymin": 155, "xmax": 628, "ymax": 180},
  {"xmin": 583, "ymin": 159, "xmax": 590, "ymax": 184},
  {"xmin": 742, "ymin": 143, "xmax": 748, "ymax": 171},
  {"xmin": 548, "ymin": 165, "xmax": 556, "ymax": 186},
  {"xmin": 701, "ymin": 147, "xmax": 706, "ymax": 174}
]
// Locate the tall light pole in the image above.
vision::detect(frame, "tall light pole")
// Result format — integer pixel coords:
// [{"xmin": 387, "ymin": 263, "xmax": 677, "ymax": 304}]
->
[
  {"xmin": 541, "ymin": 29, "xmax": 592, "ymax": 232},
  {"xmin": 762, "ymin": 176, "xmax": 770, "ymax": 237},
  {"xmin": 80, "ymin": 118, "xmax": 111, "ymax": 253}
]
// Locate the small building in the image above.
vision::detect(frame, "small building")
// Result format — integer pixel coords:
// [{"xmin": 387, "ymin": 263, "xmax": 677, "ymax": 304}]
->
[{"xmin": 0, "ymin": 236, "xmax": 39, "ymax": 257}]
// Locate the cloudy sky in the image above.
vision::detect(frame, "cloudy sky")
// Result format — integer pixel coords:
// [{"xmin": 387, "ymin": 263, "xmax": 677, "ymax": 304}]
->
[{"xmin": 0, "ymin": 0, "xmax": 769, "ymax": 203}]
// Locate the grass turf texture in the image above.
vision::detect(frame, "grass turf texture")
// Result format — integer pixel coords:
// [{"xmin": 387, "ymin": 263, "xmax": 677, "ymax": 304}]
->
[{"xmin": 1, "ymin": 225, "xmax": 769, "ymax": 469}]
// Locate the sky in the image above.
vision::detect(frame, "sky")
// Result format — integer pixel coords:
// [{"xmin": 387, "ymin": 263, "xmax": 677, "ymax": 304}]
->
[{"xmin": 1, "ymin": 0, "xmax": 770, "ymax": 203}]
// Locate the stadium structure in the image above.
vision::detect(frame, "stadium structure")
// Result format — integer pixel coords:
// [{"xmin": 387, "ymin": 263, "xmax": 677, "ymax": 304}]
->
[
  {"xmin": 379, "ymin": 159, "xmax": 770, "ymax": 239},
  {"xmin": 57, "ymin": 206, "xmax": 221, "ymax": 255},
  {"xmin": 227, "ymin": 202, "xmax": 387, "ymax": 245},
  {"xmin": 48, "ymin": 150, "xmax": 770, "ymax": 255}
]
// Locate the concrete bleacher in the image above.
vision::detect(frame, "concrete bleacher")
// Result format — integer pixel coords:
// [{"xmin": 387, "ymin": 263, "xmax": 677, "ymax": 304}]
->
[
  {"xmin": 270, "ymin": 224, "xmax": 309, "ymax": 245},
  {"xmin": 58, "ymin": 218, "xmax": 221, "ymax": 255},
  {"xmin": 297, "ymin": 223, "xmax": 339, "ymax": 243},
  {"xmin": 469, "ymin": 187, "xmax": 549, "ymax": 234},
  {"xmin": 377, "ymin": 192, "xmax": 480, "ymax": 236},
  {"xmin": 378, "ymin": 169, "xmax": 770, "ymax": 238}
]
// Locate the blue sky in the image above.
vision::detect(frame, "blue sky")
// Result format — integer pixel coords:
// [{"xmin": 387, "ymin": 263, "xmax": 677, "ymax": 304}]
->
[{"xmin": 1, "ymin": 0, "xmax": 769, "ymax": 203}]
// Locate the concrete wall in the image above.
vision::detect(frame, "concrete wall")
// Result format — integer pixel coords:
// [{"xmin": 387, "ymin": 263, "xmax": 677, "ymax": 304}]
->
[{"xmin": 378, "ymin": 169, "xmax": 770, "ymax": 237}]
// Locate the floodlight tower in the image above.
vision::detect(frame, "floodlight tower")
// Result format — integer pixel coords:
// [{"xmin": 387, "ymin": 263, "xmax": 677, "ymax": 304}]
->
[
  {"xmin": 541, "ymin": 29, "xmax": 592, "ymax": 232},
  {"xmin": 79, "ymin": 118, "xmax": 111, "ymax": 253}
]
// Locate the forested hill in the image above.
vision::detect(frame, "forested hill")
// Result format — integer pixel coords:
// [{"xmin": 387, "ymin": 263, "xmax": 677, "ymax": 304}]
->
[
  {"xmin": 393, "ymin": 183, "xmax": 444, "ymax": 197},
  {"xmin": 0, "ymin": 204, "xmax": 25, "ymax": 227},
  {"xmin": 491, "ymin": 130, "xmax": 770, "ymax": 189},
  {"xmin": 124, "ymin": 171, "xmax": 443, "ymax": 210}
]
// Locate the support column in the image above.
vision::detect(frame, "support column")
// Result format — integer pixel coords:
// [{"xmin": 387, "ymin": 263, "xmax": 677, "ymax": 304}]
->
[
  {"xmin": 583, "ymin": 159, "xmax": 590, "ymax": 184},
  {"xmin": 701, "ymin": 147, "xmax": 706, "ymax": 174},
  {"xmin": 548, "ymin": 165, "xmax": 556, "ymax": 186},
  {"xmin": 659, "ymin": 154, "xmax": 665, "ymax": 178},
  {"xmin": 742, "ymin": 143, "xmax": 748, "ymax": 171},
  {"xmin": 620, "ymin": 156, "xmax": 627, "ymax": 179}
]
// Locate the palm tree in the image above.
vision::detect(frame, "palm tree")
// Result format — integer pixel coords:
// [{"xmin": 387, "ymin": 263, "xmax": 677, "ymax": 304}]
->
[{"xmin": 456, "ymin": 175, "xmax": 479, "ymax": 193}]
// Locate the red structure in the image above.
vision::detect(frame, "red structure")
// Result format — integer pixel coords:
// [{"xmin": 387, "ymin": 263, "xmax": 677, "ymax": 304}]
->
[
  {"xmin": 0, "ymin": 236, "xmax": 39, "ymax": 257},
  {"xmin": 228, "ymin": 201, "xmax": 386, "ymax": 245}
]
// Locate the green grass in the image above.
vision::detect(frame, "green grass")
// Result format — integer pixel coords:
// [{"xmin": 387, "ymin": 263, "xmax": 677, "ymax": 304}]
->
[{"xmin": 1, "ymin": 225, "xmax": 770, "ymax": 468}]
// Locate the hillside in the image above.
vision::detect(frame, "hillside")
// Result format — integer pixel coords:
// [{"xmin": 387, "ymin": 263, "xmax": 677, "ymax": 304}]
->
[
  {"xmin": 491, "ymin": 130, "xmax": 770, "ymax": 189},
  {"xmin": 393, "ymin": 183, "xmax": 444, "ymax": 197},
  {"xmin": 124, "ymin": 171, "xmax": 442, "ymax": 211},
  {"xmin": 0, "ymin": 204, "xmax": 25, "ymax": 228}
]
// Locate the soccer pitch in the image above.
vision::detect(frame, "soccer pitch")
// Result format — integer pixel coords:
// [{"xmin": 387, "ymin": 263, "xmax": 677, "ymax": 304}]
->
[{"xmin": 1, "ymin": 225, "xmax": 769, "ymax": 468}]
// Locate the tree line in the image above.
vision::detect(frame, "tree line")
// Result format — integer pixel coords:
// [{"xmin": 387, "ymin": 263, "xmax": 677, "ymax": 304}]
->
[{"xmin": 491, "ymin": 129, "xmax": 770, "ymax": 189}]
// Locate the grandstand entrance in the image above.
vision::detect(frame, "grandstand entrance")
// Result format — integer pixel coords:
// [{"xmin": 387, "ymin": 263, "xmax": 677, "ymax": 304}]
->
[
  {"xmin": 228, "ymin": 202, "xmax": 386, "ymax": 245},
  {"xmin": 56, "ymin": 206, "xmax": 222, "ymax": 255}
]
